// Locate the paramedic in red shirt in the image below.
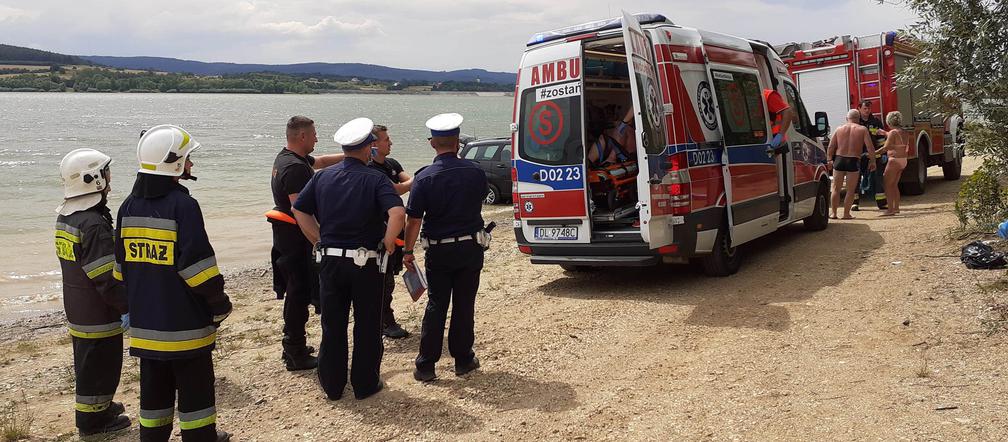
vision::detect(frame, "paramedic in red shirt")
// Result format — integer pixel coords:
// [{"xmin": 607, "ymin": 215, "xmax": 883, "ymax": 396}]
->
[{"xmin": 763, "ymin": 89, "xmax": 794, "ymax": 156}]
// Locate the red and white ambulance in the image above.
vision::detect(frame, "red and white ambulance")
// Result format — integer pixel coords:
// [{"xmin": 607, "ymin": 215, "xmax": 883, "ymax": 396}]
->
[
  {"xmin": 779, "ymin": 32, "xmax": 965, "ymax": 195},
  {"xmin": 511, "ymin": 12, "xmax": 832, "ymax": 276}
]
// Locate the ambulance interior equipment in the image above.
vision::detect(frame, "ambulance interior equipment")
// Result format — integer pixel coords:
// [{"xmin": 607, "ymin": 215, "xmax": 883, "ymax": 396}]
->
[{"xmin": 582, "ymin": 40, "xmax": 639, "ymax": 225}]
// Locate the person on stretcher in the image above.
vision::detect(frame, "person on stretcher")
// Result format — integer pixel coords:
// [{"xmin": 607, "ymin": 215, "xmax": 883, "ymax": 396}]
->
[{"xmin": 586, "ymin": 109, "xmax": 637, "ymax": 168}]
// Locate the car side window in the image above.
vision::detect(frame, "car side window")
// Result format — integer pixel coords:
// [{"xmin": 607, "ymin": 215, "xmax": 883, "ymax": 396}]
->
[
  {"xmin": 502, "ymin": 147, "xmax": 512, "ymax": 161},
  {"xmin": 710, "ymin": 69, "xmax": 768, "ymax": 146},
  {"xmin": 463, "ymin": 146, "xmax": 479, "ymax": 160},
  {"xmin": 783, "ymin": 82, "xmax": 813, "ymax": 137},
  {"xmin": 481, "ymin": 144, "xmax": 501, "ymax": 161}
]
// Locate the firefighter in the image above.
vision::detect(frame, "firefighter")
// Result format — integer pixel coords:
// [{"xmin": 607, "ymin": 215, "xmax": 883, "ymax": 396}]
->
[
  {"xmin": 853, "ymin": 99, "xmax": 889, "ymax": 211},
  {"xmin": 403, "ymin": 113, "xmax": 489, "ymax": 382},
  {"xmin": 117, "ymin": 125, "xmax": 232, "ymax": 442},
  {"xmin": 55, "ymin": 148, "xmax": 131, "ymax": 438},
  {"xmin": 368, "ymin": 124, "xmax": 413, "ymax": 339},
  {"xmin": 269, "ymin": 115, "xmax": 345, "ymax": 371},
  {"xmin": 291, "ymin": 117, "xmax": 405, "ymax": 400}
]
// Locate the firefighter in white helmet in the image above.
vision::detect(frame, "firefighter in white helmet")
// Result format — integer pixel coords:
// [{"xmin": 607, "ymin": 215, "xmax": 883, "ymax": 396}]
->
[
  {"xmin": 55, "ymin": 148, "xmax": 132, "ymax": 438},
  {"xmin": 116, "ymin": 125, "xmax": 232, "ymax": 442}
]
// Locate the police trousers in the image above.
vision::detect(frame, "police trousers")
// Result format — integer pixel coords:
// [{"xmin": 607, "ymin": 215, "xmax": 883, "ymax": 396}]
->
[
  {"xmin": 317, "ymin": 257, "xmax": 384, "ymax": 400},
  {"xmin": 139, "ymin": 354, "xmax": 217, "ymax": 442},
  {"xmin": 72, "ymin": 334, "xmax": 123, "ymax": 431},
  {"xmin": 272, "ymin": 223, "xmax": 320, "ymax": 350},
  {"xmin": 416, "ymin": 241, "xmax": 484, "ymax": 370}
]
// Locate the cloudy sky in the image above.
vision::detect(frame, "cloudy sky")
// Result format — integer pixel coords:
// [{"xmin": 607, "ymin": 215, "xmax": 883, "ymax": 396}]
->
[{"xmin": 0, "ymin": 0, "xmax": 918, "ymax": 72}]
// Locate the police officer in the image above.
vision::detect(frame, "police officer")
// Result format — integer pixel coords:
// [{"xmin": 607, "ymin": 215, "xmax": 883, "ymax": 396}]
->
[
  {"xmin": 291, "ymin": 117, "xmax": 405, "ymax": 400},
  {"xmin": 55, "ymin": 148, "xmax": 131, "ymax": 438},
  {"xmin": 403, "ymin": 113, "xmax": 488, "ymax": 382},
  {"xmin": 368, "ymin": 124, "xmax": 413, "ymax": 339},
  {"xmin": 854, "ymin": 99, "xmax": 889, "ymax": 210},
  {"xmin": 117, "ymin": 125, "xmax": 232, "ymax": 442},
  {"xmin": 269, "ymin": 115, "xmax": 345, "ymax": 370}
]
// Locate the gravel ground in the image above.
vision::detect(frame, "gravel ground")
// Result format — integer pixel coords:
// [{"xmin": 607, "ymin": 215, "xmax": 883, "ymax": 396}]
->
[{"xmin": 2, "ymin": 157, "xmax": 1007, "ymax": 441}]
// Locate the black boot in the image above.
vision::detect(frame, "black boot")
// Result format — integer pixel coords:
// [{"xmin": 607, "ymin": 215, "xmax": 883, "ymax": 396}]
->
[
  {"xmin": 282, "ymin": 343, "xmax": 318, "ymax": 371},
  {"xmin": 216, "ymin": 430, "xmax": 232, "ymax": 441},
  {"xmin": 79, "ymin": 414, "xmax": 130, "ymax": 440}
]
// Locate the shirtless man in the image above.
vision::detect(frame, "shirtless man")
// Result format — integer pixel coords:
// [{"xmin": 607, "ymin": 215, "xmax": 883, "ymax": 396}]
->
[
  {"xmin": 827, "ymin": 109, "xmax": 876, "ymax": 219},
  {"xmin": 587, "ymin": 108, "xmax": 637, "ymax": 167}
]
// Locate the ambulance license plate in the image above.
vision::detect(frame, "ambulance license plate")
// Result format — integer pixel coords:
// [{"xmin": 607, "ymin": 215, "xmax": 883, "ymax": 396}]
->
[{"xmin": 534, "ymin": 226, "xmax": 578, "ymax": 240}]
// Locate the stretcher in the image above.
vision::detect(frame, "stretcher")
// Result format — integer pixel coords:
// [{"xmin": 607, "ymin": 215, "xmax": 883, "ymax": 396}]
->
[{"xmin": 588, "ymin": 160, "xmax": 638, "ymax": 211}]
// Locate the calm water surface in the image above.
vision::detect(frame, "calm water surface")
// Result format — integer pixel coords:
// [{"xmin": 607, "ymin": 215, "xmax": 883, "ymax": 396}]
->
[{"xmin": 0, "ymin": 92, "xmax": 513, "ymax": 319}]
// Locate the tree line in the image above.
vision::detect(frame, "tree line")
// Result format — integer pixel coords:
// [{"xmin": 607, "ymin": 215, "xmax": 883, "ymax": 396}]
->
[{"xmin": 0, "ymin": 68, "xmax": 514, "ymax": 93}]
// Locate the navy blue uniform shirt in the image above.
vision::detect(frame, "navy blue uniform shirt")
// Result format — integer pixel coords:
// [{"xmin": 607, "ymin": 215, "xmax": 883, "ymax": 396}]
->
[
  {"xmin": 294, "ymin": 157, "xmax": 403, "ymax": 249},
  {"xmin": 406, "ymin": 152, "xmax": 487, "ymax": 240}
]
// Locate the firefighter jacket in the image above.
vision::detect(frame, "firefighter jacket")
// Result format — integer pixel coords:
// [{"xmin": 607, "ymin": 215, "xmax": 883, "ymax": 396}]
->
[
  {"xmin": 55, "ymin": 203, "xmax": 129, "ymax": 339},
  {"xmin": 115, "ymin": 176, "xmax": 232, "ymax": 360}
]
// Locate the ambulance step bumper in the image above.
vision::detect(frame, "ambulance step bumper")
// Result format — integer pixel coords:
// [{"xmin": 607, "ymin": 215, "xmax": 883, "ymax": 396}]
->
[{"xmin": 530, "ymin": 255, "xmax": 659, "ymax": 267}]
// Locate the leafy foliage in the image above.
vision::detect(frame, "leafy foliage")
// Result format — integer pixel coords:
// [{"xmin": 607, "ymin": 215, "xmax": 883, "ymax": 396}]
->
[
  {"xmin": 955, "ymin": 160, "xmax": 1008, "ymax": 229},
  {"xmin": 894, "ymin": 1, "xmax": 1008, "ymax": 226}
]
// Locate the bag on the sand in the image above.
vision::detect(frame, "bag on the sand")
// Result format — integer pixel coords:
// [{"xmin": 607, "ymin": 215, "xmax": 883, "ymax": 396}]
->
[{"xmin": 960, "ymin": 240, "xmax": 1007, "ymax": 269}]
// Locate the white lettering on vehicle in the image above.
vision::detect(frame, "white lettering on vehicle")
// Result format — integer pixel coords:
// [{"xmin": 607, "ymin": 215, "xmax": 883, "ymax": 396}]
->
[
  {"xmin": 537, "ymin": 167, "xmax": 582, "ymax": 182},
  {"xmin": 537, "ymin": 81, "xmax": 582, "ymax": 102},
  {"xmin": 688, "ymin": 149, "xmax": 718, "ymax": 167}
]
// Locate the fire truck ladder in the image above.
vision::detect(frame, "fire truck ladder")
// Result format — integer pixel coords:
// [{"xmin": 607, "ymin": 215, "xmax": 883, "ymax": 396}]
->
[{"xmin": 854, "ymin": 33, "xmax": 886, "ymax": 119}]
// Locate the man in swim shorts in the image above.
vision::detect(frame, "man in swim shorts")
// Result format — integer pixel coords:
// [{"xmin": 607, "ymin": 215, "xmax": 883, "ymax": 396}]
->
[{"xmin": 827, "ymin": 109, "xmax": 877, "ymax": 219}]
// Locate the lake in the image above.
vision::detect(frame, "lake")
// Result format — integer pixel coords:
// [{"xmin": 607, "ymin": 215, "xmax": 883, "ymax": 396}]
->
[{"xmin": 0, "ymin": 92, "xmax": 514, "ymax": 319}]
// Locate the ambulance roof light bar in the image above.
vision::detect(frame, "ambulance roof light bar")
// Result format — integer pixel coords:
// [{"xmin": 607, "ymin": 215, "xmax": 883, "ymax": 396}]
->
[{"xmin": 526, "ymin": 13, "xmax": 670, "ymax": 47}]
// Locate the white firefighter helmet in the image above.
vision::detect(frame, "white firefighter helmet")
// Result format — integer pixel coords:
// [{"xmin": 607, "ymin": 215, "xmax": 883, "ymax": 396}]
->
[
  {"xmin": 56, "ymin": 148, "xmax": 112, "ymax": 215},
  {"xmin": 136, "ymin": 124, "xmax": 201, "ymax": 176}
]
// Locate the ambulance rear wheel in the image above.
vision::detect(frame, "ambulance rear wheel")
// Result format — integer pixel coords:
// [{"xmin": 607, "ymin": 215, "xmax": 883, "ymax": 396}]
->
[
  {"xmin": 701, "ymin": 227, "xmax": 740, "ymax": 277},
  {"xmin": 803, "ymin": 181, "xmax": 829, "ymax": 231}
]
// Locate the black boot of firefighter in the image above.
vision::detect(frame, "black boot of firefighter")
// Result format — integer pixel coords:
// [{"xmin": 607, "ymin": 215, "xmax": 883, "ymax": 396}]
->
[{"xmin": 282, "ymin": 337, "xmax": 318, "ymax": 371}]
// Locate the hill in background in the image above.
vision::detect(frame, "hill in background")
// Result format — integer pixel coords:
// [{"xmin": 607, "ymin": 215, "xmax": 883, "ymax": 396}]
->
[
  {"xmin": 81, "ymin": 56, "xmax": 516, "ymax": 85},
  {"xmin": 0, "ymin": 44, "xmax": 93, "ymax": 66}
]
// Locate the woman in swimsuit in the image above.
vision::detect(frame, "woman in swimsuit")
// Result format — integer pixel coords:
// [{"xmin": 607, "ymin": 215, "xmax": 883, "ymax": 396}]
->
[{"xmin": 876, "ymin": 111, "xmax": 909, "ymax": 216}]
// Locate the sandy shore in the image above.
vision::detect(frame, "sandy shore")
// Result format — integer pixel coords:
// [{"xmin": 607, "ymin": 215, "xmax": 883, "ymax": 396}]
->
[{"xmin": 2, "ymin": 159, "xmax": 1007, "ymax": 441}]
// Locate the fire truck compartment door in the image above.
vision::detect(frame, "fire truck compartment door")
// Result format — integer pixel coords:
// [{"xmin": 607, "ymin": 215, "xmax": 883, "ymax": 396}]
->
[
  {"xmin": 621, "ymin": 10, "xmax": 673, "ymax": 249},
  {"xmin": 795, "ymin": 65, "xmax": 850, "ymax": 136}
]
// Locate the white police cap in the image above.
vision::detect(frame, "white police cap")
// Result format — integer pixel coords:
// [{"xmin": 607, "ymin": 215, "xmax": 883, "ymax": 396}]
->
[
  {"xmin": 333, "ymin": 117, "xmax": 376, "ymax": 150},
  {"xmin": 425, "ymin": 113, "xmax": 464, "ymax": 137}
]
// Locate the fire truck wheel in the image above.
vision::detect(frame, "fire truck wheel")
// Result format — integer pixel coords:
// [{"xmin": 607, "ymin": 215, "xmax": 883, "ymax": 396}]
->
[
  {"xmin": 900, "ymin": 152, "xmax": 927, "ymax": 196},
  {"xmin": 803, "ymin": 181, "xmax": 830, "ymax": 231},
  {"xmin": 942, "ymin": 147, "xmax": 962, "ymax": 180},
  {"xmin": 701, "ymin": 227, "xmax": 741, "ymax": 277},
  {"xmin": 485, "ymin": 184, "xmax": 501, "ymax": 205}
]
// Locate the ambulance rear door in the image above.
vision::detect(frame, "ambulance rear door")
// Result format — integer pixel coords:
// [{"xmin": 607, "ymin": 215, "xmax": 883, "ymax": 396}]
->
[
  {"xmin": 513, "ymin": 40, "xmax": 591, "ymax": 244},
  {"xmin": 620, "ymin": 11, "xmax": 673, "ymax": 249}
]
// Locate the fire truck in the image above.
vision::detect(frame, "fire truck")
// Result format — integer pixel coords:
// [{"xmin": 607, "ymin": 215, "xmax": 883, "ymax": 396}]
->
[
  {"xmin": 510, "ymin": 12, "xmax": 833, "ymax": 276},
  {"xmin": 778, "ymin": 32, "xmax": 965, "ymax": 195}
]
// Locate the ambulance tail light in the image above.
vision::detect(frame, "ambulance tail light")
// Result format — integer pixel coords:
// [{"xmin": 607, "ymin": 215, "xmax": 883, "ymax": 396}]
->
[
  {"xmin": 511, "ymin": 167, "xmax": 520, "ymax": 220},
  {"xmin": 666, "ymin": 152, "xmax": 691, "ymax": 215},
  {"xmin": 518, "ymin": 245, "xmax": 532, "ymax": 254}
]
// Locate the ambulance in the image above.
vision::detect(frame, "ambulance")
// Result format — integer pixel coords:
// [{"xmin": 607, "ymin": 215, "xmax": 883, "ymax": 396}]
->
[
  {"xmin": 778, "ymin": 32, "xmax": 965, "ymax": 195},
  {"xmin": 511, "ymin": 12, "xmax": 832, "ymax": 276}
]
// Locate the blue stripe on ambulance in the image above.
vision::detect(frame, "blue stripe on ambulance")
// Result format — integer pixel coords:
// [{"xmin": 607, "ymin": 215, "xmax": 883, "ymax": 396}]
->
[{"xmin": 514, "ymin": 160, "xmax": 585, "ymax": 191}]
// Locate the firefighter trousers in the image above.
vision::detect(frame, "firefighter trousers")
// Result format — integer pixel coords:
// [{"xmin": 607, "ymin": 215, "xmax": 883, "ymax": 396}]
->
[
  {"xmin": 139, "ymin": 354, "xmax": 217, "ymax": 442},
  {"xmin": 317, "ymin": 257, "xmax": 384, "ymax": 400},
  {"xmin": 72, "ymin": 334, "xmax": 123, "ymax": 431},
  {"xmin": 416, "ymin": 241, "xmax": 484, "ymax": 371}
]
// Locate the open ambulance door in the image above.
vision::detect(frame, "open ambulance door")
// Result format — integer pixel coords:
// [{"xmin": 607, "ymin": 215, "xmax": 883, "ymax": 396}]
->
[
  {"xmin": 701, "ymin": 40, "xmax": 780, "ymax": 246},
  {"xmin": 620, "ymin": 11, "xmax": 673, "ymax": 249}
]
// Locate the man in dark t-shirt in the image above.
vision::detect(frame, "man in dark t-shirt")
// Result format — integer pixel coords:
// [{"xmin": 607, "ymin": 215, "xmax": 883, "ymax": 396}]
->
[
  {"xmin": 368, "ymin": 124, "xmax": 413, "ymax": 339},
  {"xmin": 854, "ymin": 100, "xmax": 888, "ymax": 210},
  {"xmin": 269, "ymin": 115, "xmax": 344, "ymax": 371}
]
